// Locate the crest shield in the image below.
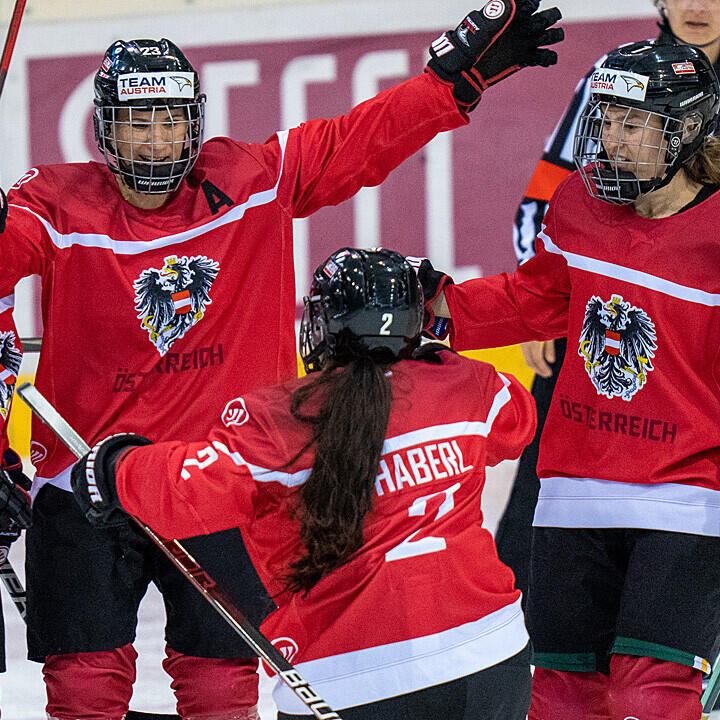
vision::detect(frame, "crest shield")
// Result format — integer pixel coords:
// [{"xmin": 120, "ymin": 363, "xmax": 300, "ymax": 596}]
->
[
  {"xmin": 578, "ymin": 294, "xmax": 657, "ymax": 401},
  {"xmin": 0, "ymin": 331, "xmax": 21, "ymax": 419},
  {"xmin": 134, "ymin": 254, "xmax": 220, "ymax": 356}
]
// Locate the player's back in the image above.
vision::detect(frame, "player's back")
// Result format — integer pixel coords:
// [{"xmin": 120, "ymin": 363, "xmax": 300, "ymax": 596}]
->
[{"xmin": 238, "ymin": 350, "xmax": 535, "ymax": 713}]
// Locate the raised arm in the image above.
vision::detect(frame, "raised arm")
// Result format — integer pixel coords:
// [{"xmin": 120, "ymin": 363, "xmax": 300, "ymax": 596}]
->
[
  {"xmin": 416, "ymin": 200, "xmax": 571, "ymax": 350},
  {"xmin": 269, "ymin": 1, "xmax": 563, "ymax": 216}
]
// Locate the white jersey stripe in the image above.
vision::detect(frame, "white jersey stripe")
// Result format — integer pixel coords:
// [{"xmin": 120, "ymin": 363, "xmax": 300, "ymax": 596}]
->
[
  {"xmin": 534, "ymin": 476, "xmax": 720, "ymax": 536},
  {"xmin": 10, "ymin": 130, "xmax": 292, "ymax": 256},
  {"xmin": 272, "ymin": 597, "xmax": 528, "ymax": 714},
  {"xmin": 539, "ymin": 224, "xmax": 720, "ymax": 307},
  {"xmin": 0, "ymin": 294, "xmax": 15, "ymax": 313},
  {"xmin": 382, "ymin": 372, "xmax": 512, "ymax": 454},
  {"xmin": 35, "ymin": 371, "xmax": 514, "ymax": 494}
]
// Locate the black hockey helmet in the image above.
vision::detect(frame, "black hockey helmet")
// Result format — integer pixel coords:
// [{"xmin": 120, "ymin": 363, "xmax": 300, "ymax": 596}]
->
[
  {"xmin": 299, "ymin": 248, "xmax": 423, "ymax": 374},
  {"xmin": 93, "ymin": 38, "xmax": 206, "ymax": 194},
  {"xmin": 573, "ymin": 41, "xmax": 720, "ymax": 204}
]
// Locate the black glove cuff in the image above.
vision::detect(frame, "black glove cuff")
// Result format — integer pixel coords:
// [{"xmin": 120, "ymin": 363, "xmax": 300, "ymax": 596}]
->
[
  {"xmin": 417, "ymin": 259, "xmax": 454, "ymax": 301},
  {"xmin": 0, "ymin": 471, "xmax": 32, "ymax": 530},
  {"xmin": 72, "ymin": 433, "xmax": 151, "ymax": 528}
]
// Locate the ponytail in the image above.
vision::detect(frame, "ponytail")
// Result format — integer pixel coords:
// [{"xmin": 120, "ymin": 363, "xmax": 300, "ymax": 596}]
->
[{"xmin": 284, "ymin": 352, "xmax": 392, "ymax": 595}]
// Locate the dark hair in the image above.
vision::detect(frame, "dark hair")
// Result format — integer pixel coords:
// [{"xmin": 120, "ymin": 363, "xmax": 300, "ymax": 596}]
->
[{"xmin": 283, "ymin": 347, "xmax": 393, "ymax": 595}]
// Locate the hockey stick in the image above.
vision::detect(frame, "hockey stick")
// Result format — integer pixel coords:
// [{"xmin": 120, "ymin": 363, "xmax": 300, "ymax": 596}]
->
[
  {"xmin": 0, "ymin": 0, "xmax": 27, "ymax": 100},
  {"xmin": 16, "ymin": 382, "xmax": 344, "ymax": 720},
  {"xmin": 20, "ymin": 336, "xmax": 41, "ymax": 353},
  {"xmin": 0, "ymin": 557, "xmax": 25, "ymax": 619}
]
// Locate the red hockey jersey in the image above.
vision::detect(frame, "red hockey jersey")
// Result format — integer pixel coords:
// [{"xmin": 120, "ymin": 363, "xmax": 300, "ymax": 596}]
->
[
  {"xmin": 0, "ymin": 72, "xmax": 466, "ymax": 493},
  {"xmin": 117, "ymin": 351, "xmax": 535, "ymax": 713},
  {"xmin": 446, "ymin": 172, "xmax": 720, "ymax": 537}
]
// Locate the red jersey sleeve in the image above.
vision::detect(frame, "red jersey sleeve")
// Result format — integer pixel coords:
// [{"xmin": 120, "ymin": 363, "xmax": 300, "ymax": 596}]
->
[
  {"xmin": 116, "ymin": 385, "xmax": 302, "ymax": 540},
  {"xmin": 477, "ymin": 367, "xmax": 537, "ymax": 467},
  {"xmin": 116, "ymin": 437, "xmax": 258, "ymax": 540},
  {"xmin": 264, "ymin": 72, "xmax": 467, "ymax": 218},
  {"xmin": 446, "ymin": 199, "xmax": 571, "ymax": 351},
  {"xmin": 0, "ymin": 170, "xmax": 58, "ymax": 448}
]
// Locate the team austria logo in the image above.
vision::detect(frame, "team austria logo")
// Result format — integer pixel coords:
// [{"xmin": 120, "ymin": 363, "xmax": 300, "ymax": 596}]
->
[
  {"xmin": 0, "ymin": 331, "xmax": 21, "ymax": 419},
  {"xmin": 578, "ymin": 294, "xmax": 657, "ymax": 401},
  {"xmin": 134, "ymin": 254, "xmax": 220, "ymax": 356}
]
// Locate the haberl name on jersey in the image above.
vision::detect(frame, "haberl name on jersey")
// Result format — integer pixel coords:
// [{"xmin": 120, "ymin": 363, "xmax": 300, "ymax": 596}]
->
[{"xmin": 375, "ymin": 440, "xmax": 473, "ymax": 496}]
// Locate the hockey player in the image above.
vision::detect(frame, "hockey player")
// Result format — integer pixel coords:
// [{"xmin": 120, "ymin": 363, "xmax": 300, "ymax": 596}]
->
[
  {"xmin": 418, "ymin": 42, "xmax": 720, "ymax": 719},
  {"xmin": 69, "ymin": 248, "xmax": 538, "ymax": 720},
  {"xmin": 0, "ymin": 3, "xmax": 563, "ymax": 718},
  {"xmin": 500, "ymin": 0, "xmax": 720, "ymax": 613}
]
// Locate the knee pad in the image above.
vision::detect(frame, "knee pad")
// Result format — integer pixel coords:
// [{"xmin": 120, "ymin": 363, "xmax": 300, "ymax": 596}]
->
[
  {"xmin": 163, "ymin": 646, "xmax": 259, "ymax": 719},
  {"xmin": 43, "ymin": 643, "xmax": 137, "ymax": 720},
  {"xmin": 608, "ymin": 654, "xmax": 702, "ymax": 720},
  {"xmin": 529, "ymin": 666, "xmax": 610, "ymax": 720}
]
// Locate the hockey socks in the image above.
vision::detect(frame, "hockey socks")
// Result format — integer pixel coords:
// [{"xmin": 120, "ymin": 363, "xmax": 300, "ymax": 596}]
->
[
  {"xmin": 43, "ymin": 643, "xmax": 137, "ymax": 720},
  {"xmin": 528, "ymin": 666, "xmax": 610, "ymax": 720},
  {"xmin": 529, "ymin": 655, "xmax": 703, "ymax": 719},
  {"xmin": 607, "ymin": 653, "xmax": 703, "ymax": 720},
  {"xmin": 163, "ymin": 647, "xmax": 260, "ymax": 719}
]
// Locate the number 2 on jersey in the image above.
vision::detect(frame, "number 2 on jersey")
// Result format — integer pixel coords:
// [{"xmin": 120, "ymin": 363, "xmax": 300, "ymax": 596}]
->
[{"xmin": 385, "ymin": 482, "xmax": 461, "ymax": 562}]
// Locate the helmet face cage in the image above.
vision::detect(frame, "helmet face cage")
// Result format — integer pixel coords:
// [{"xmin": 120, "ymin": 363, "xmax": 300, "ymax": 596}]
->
[
  {"xmin": 299, "ymin": 294, "xmax": 331, "ymax": 374},
  {"xmin": 574, "ymin": 100, "xmax": 685, "ymax": 205},
  {"xmin": 94, "ymin": 98, "xmax": 205, "ymax": 194}
]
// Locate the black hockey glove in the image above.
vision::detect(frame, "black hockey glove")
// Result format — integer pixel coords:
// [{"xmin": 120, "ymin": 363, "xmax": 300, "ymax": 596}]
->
[
  {"xmin": 0, "ymin": 449, "xmax": 33, "ymax": 563},
  {"xmin": 70, "ymin": 433, "xmax": 151, "ymax": 529},
  {"xmin": 407, "ymin": 257, "xmax": 454, "ymax": 341},
  {"xmin": 0, "ymin": 188, "xmax": 7, "ymax": 234},
  {"xmin": 427, "ymin": 1, "xmax": 564, "ymax": 111}
]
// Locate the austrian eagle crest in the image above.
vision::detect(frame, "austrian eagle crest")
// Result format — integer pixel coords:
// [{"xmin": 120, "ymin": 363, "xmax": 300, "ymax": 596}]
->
[
  {"xmin": 0, "ymin": 331, "xmax": 21, "ymax": 419},
  {"xmin": 134, "ymin": 254, "xmax": 220, "ymax": 356},
  {"xmin": 579, "ymin": 294, "xmax": 657, "ymax": 401}
]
